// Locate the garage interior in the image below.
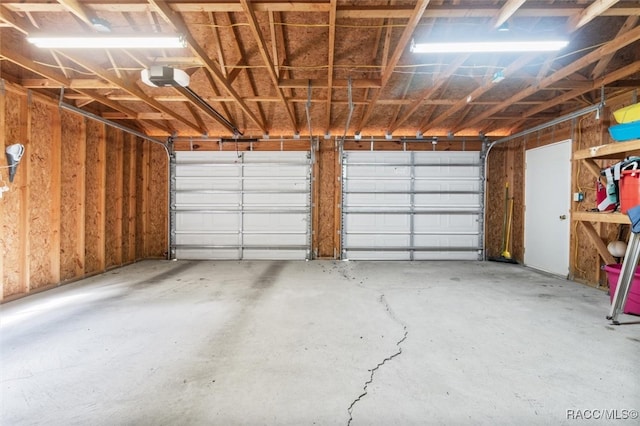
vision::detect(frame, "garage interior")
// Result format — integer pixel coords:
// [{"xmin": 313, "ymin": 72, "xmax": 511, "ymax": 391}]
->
[{"xmin": 1, "ymin": 1, "xmax": 640, "ymax": 424}]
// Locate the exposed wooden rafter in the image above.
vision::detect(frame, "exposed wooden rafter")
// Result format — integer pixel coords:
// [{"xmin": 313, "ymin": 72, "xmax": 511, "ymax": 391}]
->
[
  {"xmin": 239, "ymin": 0, "xmax": 298, "ymax": 134},
  {"xmin": 148, "ymin": 0, "xmax": 266, "ymax": 133},
  {"xmin": 453, "ymin": 24, "xmax": 640, "ymax": 132},
  {"xmin": 355, "ymin": 0, "xmax": 431, "ymax": 133}
]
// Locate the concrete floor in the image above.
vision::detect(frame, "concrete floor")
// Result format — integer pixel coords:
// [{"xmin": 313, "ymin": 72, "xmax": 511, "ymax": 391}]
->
[{"xmin": 1, "ymin": 260, "xmax": 638, "ymax": 425}]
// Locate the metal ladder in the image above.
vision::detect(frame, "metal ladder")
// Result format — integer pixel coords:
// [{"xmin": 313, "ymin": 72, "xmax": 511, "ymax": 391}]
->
[{"xmin": 607, "ymin": 230, "xmax": 640, "ymax": 324}]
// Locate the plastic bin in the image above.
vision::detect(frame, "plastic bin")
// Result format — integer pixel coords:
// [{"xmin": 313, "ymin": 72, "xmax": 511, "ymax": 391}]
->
[
  {"xmin": 613, "ymin": 103, "xmax": 640, "ymax": 124},
  {"xmin": 603, "ymin": 264, "xmax": 640, "ymax": 315},
  {"xmin": 609, "ymin": 121, "xmax": 640, "ymax": 142},
  {"xmin": 619, "ymin": 170, "xmax": 640, "ymax": 213}
]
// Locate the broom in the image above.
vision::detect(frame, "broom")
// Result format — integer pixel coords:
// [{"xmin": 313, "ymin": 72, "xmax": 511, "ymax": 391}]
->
[{"xmin": 490, "ymin": 182, "xmax": 518, "ymax": 264}]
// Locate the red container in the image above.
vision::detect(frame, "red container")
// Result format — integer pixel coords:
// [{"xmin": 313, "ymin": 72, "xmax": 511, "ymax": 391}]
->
[
  {"xmin": 619, "ymin": 170, "xmax": 640, "ymax": 213},
  {"xmin": 603, "ymin": 264, "xmax": 640, "ymax": 315}
]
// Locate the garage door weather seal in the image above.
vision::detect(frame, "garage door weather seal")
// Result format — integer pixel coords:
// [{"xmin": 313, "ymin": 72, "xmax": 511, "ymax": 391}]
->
[{"xmin": 347, "ymin": 294, "xmax": 408, "ymax": 425}]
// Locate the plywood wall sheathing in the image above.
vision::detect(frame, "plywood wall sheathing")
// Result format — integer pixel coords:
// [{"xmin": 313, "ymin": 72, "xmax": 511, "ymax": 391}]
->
[
  {"xmin": 59, "ymin": 111, "xmax": 86, "ymax": 281},
  {"xmin": 1, "ymin": 82, "xmax": 169, "ymax": 301},
  {"xmin": 84, "ymin": 119, "xmax": 107, "ymax": 275},
  {"xmin": 146, "ymin": 144, "xmax": 169, "ymax": 258},
  {"xmin": 316, "ymin": 139, "xmax": 338, "ymax": 258},
  {"xmin": 105, "ymin": 126, "xmax": 124, "ymax": 268}
]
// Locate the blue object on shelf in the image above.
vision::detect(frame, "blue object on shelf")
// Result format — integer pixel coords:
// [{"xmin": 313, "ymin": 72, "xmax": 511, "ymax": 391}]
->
[{"xmin": 609, "ymin": 121, "xmax": 640, "ymax": 142}]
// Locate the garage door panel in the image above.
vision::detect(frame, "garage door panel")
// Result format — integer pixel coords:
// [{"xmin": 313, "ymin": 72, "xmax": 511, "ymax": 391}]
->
[
  {"xmin": 243, "ymin": 250, "xmax": 306, "ymax": 260},
  {"xmin": 243, "ymin": 233, "xmax": 307, "ymax": 245},
  {"xmin": 413, "ymin": 251, "xmax": 479, "ymax": 261},
  {"xmin": 344, "ymin": 213, "xmax": 410, "ymax": 232},
  {"xmin": 176, "ymin": 178, "xmax": 241, "ymax": 191},
  {"xmin": 172, "ymin": 151, "xmax": 311, "ymax": 260},
  {"xmin": 176, "ymin": 248, "xmax": 239, "ymax": 260},
  {"xmin": 243, "ymin": 213, "xmax": 308, "ymax": 232},
  {"xmin": 342, "ymin": 150, "xmax": 483, "ymax": 260},
  {"xmin": 175, "ymin": 233, "xmax": 238, "ymax": 246},
  {"xmin": 244, "ymin": 179, "xmax": 308, "ymax": 192},
  {"xmin": 344, "ymin": 193, "xmax": 410, "ymax": 206},
  {"xmin": 347, "ymin": 251, "xmax": 410, "ymax": 261},
  {"xmin": 414, "ymin": 166, "xmax": 480, "ymax": 178},
  {"xmin": 413, "ymin": 234, "xmax": 480, "ymax": 247},
  {"xmin": 243, "ymin": 165, "xmax": 309, "ymax": 177},
  {"xmin": 344, "ymin": 180, "xmax": 410, "ymax": 192},
  {"xmin": 243, "ymin": 193, "xmax": 307, "ymax": 205},
  {"xmin": 344, "ymin": 233, "xmax": 410, "ymax": 247},
  {"xmin": 413, "ymin": 180, "xmax": 480, "ymax": 192},
  {"xmin": 414, "ymin": 214, "xmax": 479, "ymax": 232},
  {"xmin": 176, "ymin": 193, "xmax": 241, "ymax": 205},
  {"xmin": 176, "ymin": 212, "xmax": 239, "ymax": 231}
]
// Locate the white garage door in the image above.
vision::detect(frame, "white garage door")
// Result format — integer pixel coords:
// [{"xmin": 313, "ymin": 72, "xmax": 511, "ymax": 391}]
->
[
  {"xmin": 342, "ymin": 150, "xmax": 483, "ymax": 260},
  {"xmin": 171, "ymin": 151, "xmax": 311, "ymax": 260}
]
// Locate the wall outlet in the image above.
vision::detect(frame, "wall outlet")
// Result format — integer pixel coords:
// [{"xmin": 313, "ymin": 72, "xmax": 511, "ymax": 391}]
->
[{"xmin": 573, "ymin": 192, "xmax": 584, "ymax": 202}]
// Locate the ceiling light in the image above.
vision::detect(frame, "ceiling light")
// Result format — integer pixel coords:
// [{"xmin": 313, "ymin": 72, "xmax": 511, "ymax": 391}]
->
[
  {"xmin": 410, "ymin": 39, "xmax": 568, "ymax": 53},
  {"xmin": 27, "ymin": 34, "xmax": 186, "ymax": 49}
]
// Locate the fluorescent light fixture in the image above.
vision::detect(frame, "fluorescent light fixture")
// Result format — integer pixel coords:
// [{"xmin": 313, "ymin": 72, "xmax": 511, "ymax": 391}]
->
[
  {"xmin": 27, "ymin": 34, "xmax": 186, "ymax": 49},
  {"xmin": 410, "ymin": 39, "xmax": 568, "ymax": 53}
]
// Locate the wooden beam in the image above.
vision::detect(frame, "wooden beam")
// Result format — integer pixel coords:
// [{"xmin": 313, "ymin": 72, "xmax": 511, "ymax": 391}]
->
[
  {"xmin": 224, "ymin": 11, "xmax": 268, "ymax": 130},
  {"xmin": 0, "ymin": 5, "xmax": 32, "ymax": 34},
  {"xmin": 278, "ymin": 78, "xmax": 382, "ymax": 89},
  {"xmin": 56, "ymin": 0, "xmax": 95, "ymax": 26},
  {"xmin": 491, "ymin": 0, "xmax": 527, "ymax": 28},
  {"xmin": 578, "ymin": 221, "xmax": 616, "ymax": 265},
  {"xmin": 522, "ymin": 61, "xmax": 640, "ymax": 119},
  {"xmin": 4, "ymin": 3, "xmax": 639, "ymax": 18},
  {"xmin": 149, "ymin": 0, "xmax": 266, "ymax": 133},
  {"xmin": 207, "ymin": 11, "xmax": 228, "ymax": 78},
  {"xmin": 453, "ymin": 25, "xmax": 640, "ymax": 132},
  {"xmin": 54, "ymin": 51, "xmax": 202, "ymax": 132},
  {"xmin": 567, "ymin": 0, "xmax": 620, "ymax": 31},
  {"xmin": 591, "ymin": 15, "xmax": 639, "ymax": 79},
  {"xmin": 325, "ymin": 0, "xmax": 337, "ymax": 133},
  {"xmin": 389, "ymin": 55, "xmax": 468, "ymax": 133},
  {"xmin": 202, "ymin": 68, "xmax": 235, "ymax": 123},
  {"xmin": 184, "ymin": 101, "xmax": 208, "ymax": 135},
  {"xmin": 423, "ymin": 54, "xmax": 538, "ymax": 133},
  {"xmin": 239, "ymin": 0, "xmax": 298, "ymax": 133},
  {"xmin": 356, "ymin": 0, "xmax": 431, "ymax": 132}
]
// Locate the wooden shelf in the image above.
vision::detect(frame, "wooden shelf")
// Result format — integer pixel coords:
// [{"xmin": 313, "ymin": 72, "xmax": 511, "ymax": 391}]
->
[
  {"xmin": 573, "ymin": 139, "xmax": 640, "ymax": 160},
  {"xmin": 572, "ymin": 210, "xmax": 630, "ymax": 224},
  {"xmin": 571, "ymin": 140, "xmax": 640, "ymax": 266}
]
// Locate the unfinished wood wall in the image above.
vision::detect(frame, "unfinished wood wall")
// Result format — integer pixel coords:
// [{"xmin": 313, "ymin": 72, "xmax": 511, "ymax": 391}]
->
[
  {"xmin": 486, "ymin": 94, "xmax": 637, "ymax": 287},
  {"xmin": 0, "ymin": 83, "xmax": 168, "ymax": 301}
]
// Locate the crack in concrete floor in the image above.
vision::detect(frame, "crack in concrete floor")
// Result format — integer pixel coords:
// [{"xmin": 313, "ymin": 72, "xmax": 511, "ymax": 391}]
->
[{"xmin": 347, "ymin": 294, "xmax": 408, "ymax": 425}]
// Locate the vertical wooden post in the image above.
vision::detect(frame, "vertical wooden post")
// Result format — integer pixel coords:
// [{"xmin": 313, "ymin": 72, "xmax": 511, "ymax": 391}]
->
[
  {"xmin": 114, "ymin": 129, "xmax": 124, "ymax": 266},
  {"xmin": 127, "ymin": 136, "xmax": 137, "ymax": 262},
  {"xmin": 333, "ymin": 141, "xmax": 342, "ymax": 259},
  {"xmin": 19, "ymin": 92, "xmax": 31, "ymax": 294},
  {"xmin": 141, "ymin": 141, "xmax": 151, "ymax": 257},
  {"xmin": 49, "ymin": 105, "xmax": 62, "ymax": 284},
  {"xmin": 96, "ymin": 123, "xmax": 107, "ymax": 272},
  {"xmin": 76, "ymin": 118, "xmax": 87, "ymax": 277},
  {"xmin": 0, "ymin": 85, "xmax": 5, "ymax": 301}
]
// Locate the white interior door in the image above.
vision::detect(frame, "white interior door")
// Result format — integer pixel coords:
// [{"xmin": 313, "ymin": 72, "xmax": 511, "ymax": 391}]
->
[{"xmin": 524, "ymin": 140, "xmax": 571, "ymax": 276}]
